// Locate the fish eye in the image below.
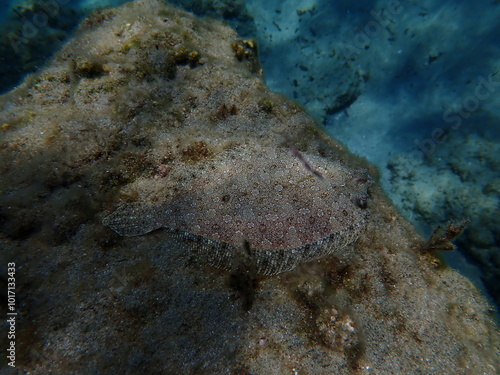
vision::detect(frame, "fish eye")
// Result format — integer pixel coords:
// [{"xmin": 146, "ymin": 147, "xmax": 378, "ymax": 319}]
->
[{"xmin": 354, "ymin": 193, "xmax": 369, "ymax": 209}]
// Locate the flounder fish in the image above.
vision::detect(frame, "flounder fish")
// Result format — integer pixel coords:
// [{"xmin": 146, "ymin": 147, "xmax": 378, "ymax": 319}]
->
[{"xmin": 103, "ymin": 147, "xmax": 371, "ymax": 275}]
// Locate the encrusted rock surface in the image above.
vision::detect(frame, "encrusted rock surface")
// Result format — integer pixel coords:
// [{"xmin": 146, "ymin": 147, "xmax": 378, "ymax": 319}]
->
[{"xmin": 0, "ymin": 1, "xmax": 498, "ymax": 373}]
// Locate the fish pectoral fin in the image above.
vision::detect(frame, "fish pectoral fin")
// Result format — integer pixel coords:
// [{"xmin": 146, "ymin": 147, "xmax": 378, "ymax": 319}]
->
[{"xmin": 102, "ymin": 203, "xmax": 162, "ymax": 237}]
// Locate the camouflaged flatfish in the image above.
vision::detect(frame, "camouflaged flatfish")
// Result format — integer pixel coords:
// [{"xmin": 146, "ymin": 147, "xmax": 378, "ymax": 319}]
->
[{"xmin": 103, "ymin": 147, "xmax": 371, "ymax": 275}]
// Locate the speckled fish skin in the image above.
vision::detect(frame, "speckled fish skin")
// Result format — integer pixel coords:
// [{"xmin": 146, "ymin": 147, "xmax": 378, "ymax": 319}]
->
[{"xmin": 103, "ymin": 147, "xmax": 371, "ymax": 275}]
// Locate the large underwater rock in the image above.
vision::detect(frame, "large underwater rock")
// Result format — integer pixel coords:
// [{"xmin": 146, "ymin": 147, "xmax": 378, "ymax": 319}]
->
[{"xmin": 0, "ymin": 1, "xmax": 498, "ymax": 373}]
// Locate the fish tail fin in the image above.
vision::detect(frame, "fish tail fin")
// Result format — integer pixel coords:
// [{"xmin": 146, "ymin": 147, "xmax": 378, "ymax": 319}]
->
[{"xmin": 102, "ymin": 203, "xmax": 162, "ymax": 237}]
